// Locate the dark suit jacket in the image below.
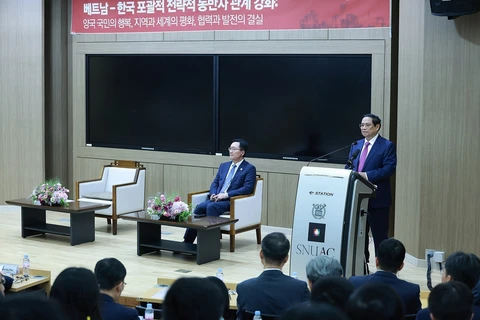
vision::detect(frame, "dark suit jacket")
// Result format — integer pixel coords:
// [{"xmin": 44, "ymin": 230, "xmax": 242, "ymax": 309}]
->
[
  {"xmin": 210, "ymin": 160, "xmax": 256, "ymax": 198},
  {"xmin": 349, "ymin": 271, "xmax": 421, "ymax": 315},
  {"xmin": 236, "ymin": 270, "xmax": 310, "ymax": 319},
  {"xmin": 416, "ymin": 305, "xmax": 480, "ymax": 320},
  {"xmin": 346, "ymin": 135, "xmax": 396, "ymax": 208},
  {"xmin": 98, "ymin": 293, "xmax": 139, "ymax": 320}
]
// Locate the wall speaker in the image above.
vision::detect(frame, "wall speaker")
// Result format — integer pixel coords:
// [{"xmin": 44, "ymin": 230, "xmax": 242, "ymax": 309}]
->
[{"xmin": 430, "ymin": 0, "xmax": 480, "ymax": 19}]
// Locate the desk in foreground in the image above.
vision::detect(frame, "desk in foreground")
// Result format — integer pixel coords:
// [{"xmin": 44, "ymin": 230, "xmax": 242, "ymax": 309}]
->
[
  {"xmin": 8, "ymin": 268, "xmax": 51, "ymax": 295},
  {"xmin": 137, "ymin": 277, "xmax": 238, "ymax": 310},
  {"xmin": 121, "ymin": 212, "xmax": 238, "ymax": 264}
]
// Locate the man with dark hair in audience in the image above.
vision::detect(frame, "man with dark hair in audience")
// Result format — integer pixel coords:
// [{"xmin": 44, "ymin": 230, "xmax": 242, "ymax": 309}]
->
[
  {"xmin": 306, "ymin": 256, "xmax": 344, "ymax": 290},
  {"xmin": 428, "ymin": 281, "xmax": 474, "ymax": 320},
  {"xmin": 416, "ymin": 251, "xmax": 480, "ymax": 320},
  {"xmin": 163, "ymin": 277, "xmax": 224, "ymax": 320},
  {"xmin": 311, "ymin": 276, "xmax": 354, "ymax": 312},
  {"xmin": 346, "ymin": 282, "xmax": 405, "ymax": 320},
  {"xmin": 349, "ymin": 238, "xmax": 421, "ymax": 315},
  {"xmin": 236, "ymin": 232, "xmax": 310, "ymax": 319},
  {"xmin": 0, "ymin": 273, "xmax": 13, "ymax": 297},
  {"xmin": 94, "ymin": 257, "xmax": 139, "ymax": 320}
]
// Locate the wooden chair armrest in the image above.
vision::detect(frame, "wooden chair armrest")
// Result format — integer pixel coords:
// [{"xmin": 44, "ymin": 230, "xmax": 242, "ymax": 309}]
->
[
  {"xmin": 188, "ymin": 190, "xmax": 210, "ymax": 204},
  {"xmin": 77, "ymin": 177, "xmax": 103, "ymax": 185},
  {"xmin": 230, "ymin": 193, "xmax": 254, "ymax": 201},
  {"xmin": 189, "ymin": 190, "xmax": 210, "ymax": 196}
]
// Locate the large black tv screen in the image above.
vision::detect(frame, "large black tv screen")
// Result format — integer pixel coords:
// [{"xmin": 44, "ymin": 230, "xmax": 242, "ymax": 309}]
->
[
  {"xmin": 87, "ymin": 54, "xmax": 215, "ymax": 153},
  {"xmin": 218, "ymin": 54, "xmax": 372, "ymax": 162}
]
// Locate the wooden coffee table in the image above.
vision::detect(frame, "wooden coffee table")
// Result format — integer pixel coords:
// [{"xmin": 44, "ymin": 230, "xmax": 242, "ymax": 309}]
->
[
  {"xmin": 5, "ymin": 199, "xmax": 110, "ymax": 246},
  {"xmin": 121, "ymin": 211, "xmax": 238, "ymax": 264}
]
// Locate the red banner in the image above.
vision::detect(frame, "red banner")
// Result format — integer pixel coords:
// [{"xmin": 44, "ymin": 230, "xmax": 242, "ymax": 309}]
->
[{"xmin": 71, "ymin": 0, "xmax": 390, "ymax": 34}]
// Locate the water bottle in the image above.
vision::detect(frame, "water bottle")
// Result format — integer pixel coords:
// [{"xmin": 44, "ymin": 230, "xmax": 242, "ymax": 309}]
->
[
  {"xmin": 22, "ymin": 254, "xmax": 30, "ymax": 277},
  {"xmin": 291, "ymin": 271, "xmax": 298, "ymax": 279},
  {"xmin": 253, "ymin": 310, "xmax": 262, "ymax": 320},
  {"xmin": 216, "ymin": 268, "xmax": 224, "ymax": 281},
  {"xmin": 144, "ymin": 303, "xmax": 154, "ymax": 320}
]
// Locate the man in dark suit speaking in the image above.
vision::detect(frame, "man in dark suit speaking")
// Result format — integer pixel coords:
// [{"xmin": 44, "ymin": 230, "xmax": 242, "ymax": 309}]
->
[
  {"xmin": 346, "ymin": 113, "xmax": 397, "ymax": 260},
  {"xmin": 184, "ymin": 138, "xmax": 256, "ymax": 243}
]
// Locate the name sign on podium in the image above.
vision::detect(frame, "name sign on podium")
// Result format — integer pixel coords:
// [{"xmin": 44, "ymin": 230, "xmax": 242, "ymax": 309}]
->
[{"xmin": 289, "ymin": 166, "xmax": 374, "ymax": 280}]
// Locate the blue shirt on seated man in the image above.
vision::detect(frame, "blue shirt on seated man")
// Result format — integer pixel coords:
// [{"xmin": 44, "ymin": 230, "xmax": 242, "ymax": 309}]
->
[
  {"xmin": 94, "ymin": 258, "xmax": 139, "ymax": 320},
  {"xmin": 416, "ymin": 252, "xmax": 480, "ymax": 320},
  {"xmin": 184, "ymin": 138, "xmax": 256, "ymax": 243}
]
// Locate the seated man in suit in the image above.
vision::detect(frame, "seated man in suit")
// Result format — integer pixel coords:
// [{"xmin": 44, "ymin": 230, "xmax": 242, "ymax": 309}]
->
[
  {"xmin": 416, "ymin": 252, "xmax": 480, "ymax": 320},
  {"xmin": 236, "ymin": 232, "xmax": 310, "ymax": 319},
  {"xmin": 0, "ymin": 273, "xmax": 13, "ymax": 297},
  {"xmin": 349, "ymin": 238, "xmax": 421, "ymax": 315},
  {"xmin": 94, "ymin": 258, "xmax": 139, "ymax": 320},
  {"xmin": 184, "ymin": 138, "xmax": 256, "ymax": 243},
  {"xmin": 428, "ymin": 281, "xmax": 474, "ymax": 320},
  {"xmin": 306, "ymin": 255, "xmax": 344, "ymax": 290}
]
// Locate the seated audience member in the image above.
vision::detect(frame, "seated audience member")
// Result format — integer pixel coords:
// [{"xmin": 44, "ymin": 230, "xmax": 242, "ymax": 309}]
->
[
  {"xmin": 416, "ymin": 251, "xmax": 480, "ymax": 320},
  {"xmin": 0, "ymin": 273, "xmax": 13, "ymax": 296},
  {"xmin": 49, "ymin": 267, "xmax": 102, "ymax": 320},
  {"xmin": 94, "ymin": 258, "xmax": 139, "ymax": 320},
  {"xmin": 0, "ymin": 295, "xmax": 64, "ymax": 320},
  {"xmin": 311, "ymin": 276, "xmax": 354, "ymax": 312},
  {"xmin": 163, "ymin": 277, "xmax": 224, "ymax": 320},
  {"xmin": 306, "ymin": 256, "xmax": 344, "ymax": 289},
  {"xmin": 184, "ymin": 138, "xmax": 256, "ymax": 243},
  {"xmin": 205, "ymin": 276, "xmax": 230, "ymax": 320},
  {"xmin": 346, "ymin": 282, "xmax": 405, "ymax": 320},
  {"xmin": 349, "ymin": 238, "xmax": 422, "ymax": 315},
  {"xmin": 236, "ymin": 232, "xmax": 310, "ymax": 319},
  {"xmin": 428, "ymin": 281, "xmax": 474, "ymax": 320},
  {"xmin": 281, "ymin": 303, "xmax": 350, "ymax": 320}
]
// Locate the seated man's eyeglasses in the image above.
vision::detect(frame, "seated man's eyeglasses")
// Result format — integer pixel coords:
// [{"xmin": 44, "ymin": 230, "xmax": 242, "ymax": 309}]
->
[
  {"xmin": 359, "ymin": 123, "xmax": 374, "ymax": 128},
  {"xmin": 228, "ymin": 147, "xmax": 242, "ymax": 152}
]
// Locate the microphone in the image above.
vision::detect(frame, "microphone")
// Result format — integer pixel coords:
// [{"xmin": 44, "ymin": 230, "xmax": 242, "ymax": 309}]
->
[
  {"xmin": 346, "ymin": 149, "xmax": 361, "ymax": 169},
  {"xmin": 307, "ymin": 141, "xmax": 358, "ymax": 167}
]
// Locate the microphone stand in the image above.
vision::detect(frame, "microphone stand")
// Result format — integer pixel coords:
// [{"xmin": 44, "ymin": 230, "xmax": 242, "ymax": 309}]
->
[{"xmin": 307, "ymin": 141, "xmax": 358, "ymax": 167}]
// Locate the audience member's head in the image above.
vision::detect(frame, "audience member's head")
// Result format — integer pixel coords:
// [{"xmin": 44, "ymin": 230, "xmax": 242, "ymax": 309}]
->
[
  {"xmin": 94, "ymin": 257, "xmax": 128, "ymax": 301},
  {"xmin": 205, "ymin": 276, "xmax": 230, "ymax": 319},
  {"xmin": 281, "ymin": 303, "xmax": 350, "ymax": 320},
  {"xmin": 306, "ymin": 256, "xmax": 344, "ymax": 289},
  {"xmin": 50, "ymin": 267, "xmax": 102, "ymax": 320},
  {"xmin": 429, "ymin": 281, "xmax": 474, "ymax": 320},
  {"xmin": 443, "ymin": 252, "xmax": 480, "ymax": 290},
  {"xmin": 376, "ymin": 238, "xmax": 406, "ymax": 273},
  {"xmin": 163, "ymin": 277, "xmax": 223, "ymax": 320},
  {"xmin": 260, "ymin": 232, "xmax": 290, "ymax": 268},
  {"xmin": 0, "ymin": 273, "xmax": 5, "ymax": 297},
  {"xmin": 346, "ymin": 283, "xmax": 404, "ymax": 320},
  {"xmin": 311, "ymin": 276, "xmax": 354, "ymax": 311},
  {"xmin": 0, "ymin": 295, "xmax": 64, "ymax": 320}
]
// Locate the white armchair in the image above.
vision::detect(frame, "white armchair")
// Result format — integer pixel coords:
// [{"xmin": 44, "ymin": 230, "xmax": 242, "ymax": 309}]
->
[
  {"xmin": 76, "ymin": 160, "xmax": 146, "ymax": 235},
  {"xmin": 188, "ymin": 177, "xmax": 263, "ymax": 252}
]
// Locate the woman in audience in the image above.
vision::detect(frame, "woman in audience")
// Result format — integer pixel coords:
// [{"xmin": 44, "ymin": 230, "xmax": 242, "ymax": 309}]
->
[
  {"xmin": 205, "ymin": 276, "xmax": 230, "ymax": 320},
  {"xmin": 0, "ymin": 295, "xmax": 64, "ymax": 320},
  {"xmin": 163, "ymin": 277, "xmax": 223, "ymax": 320},
  {"xmin": 310, "ymin": 276, "xmax": 354, "ymax": 312},
  {"xmin": 346, "ymin": 283, "xmax": 404, "ymax": 320},
  {"xmin": 281, "ymin": 303, "xmax": 350, "ymax": 320},
  {"xmin": 49, "ymin": 267, "xmax": 102, "ymax": 320}
]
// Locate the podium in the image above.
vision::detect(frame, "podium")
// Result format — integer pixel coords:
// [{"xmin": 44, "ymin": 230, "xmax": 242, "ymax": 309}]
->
[{"xmin": 289, "ymin": 167, "xmax": 376, "ymax": 280}]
